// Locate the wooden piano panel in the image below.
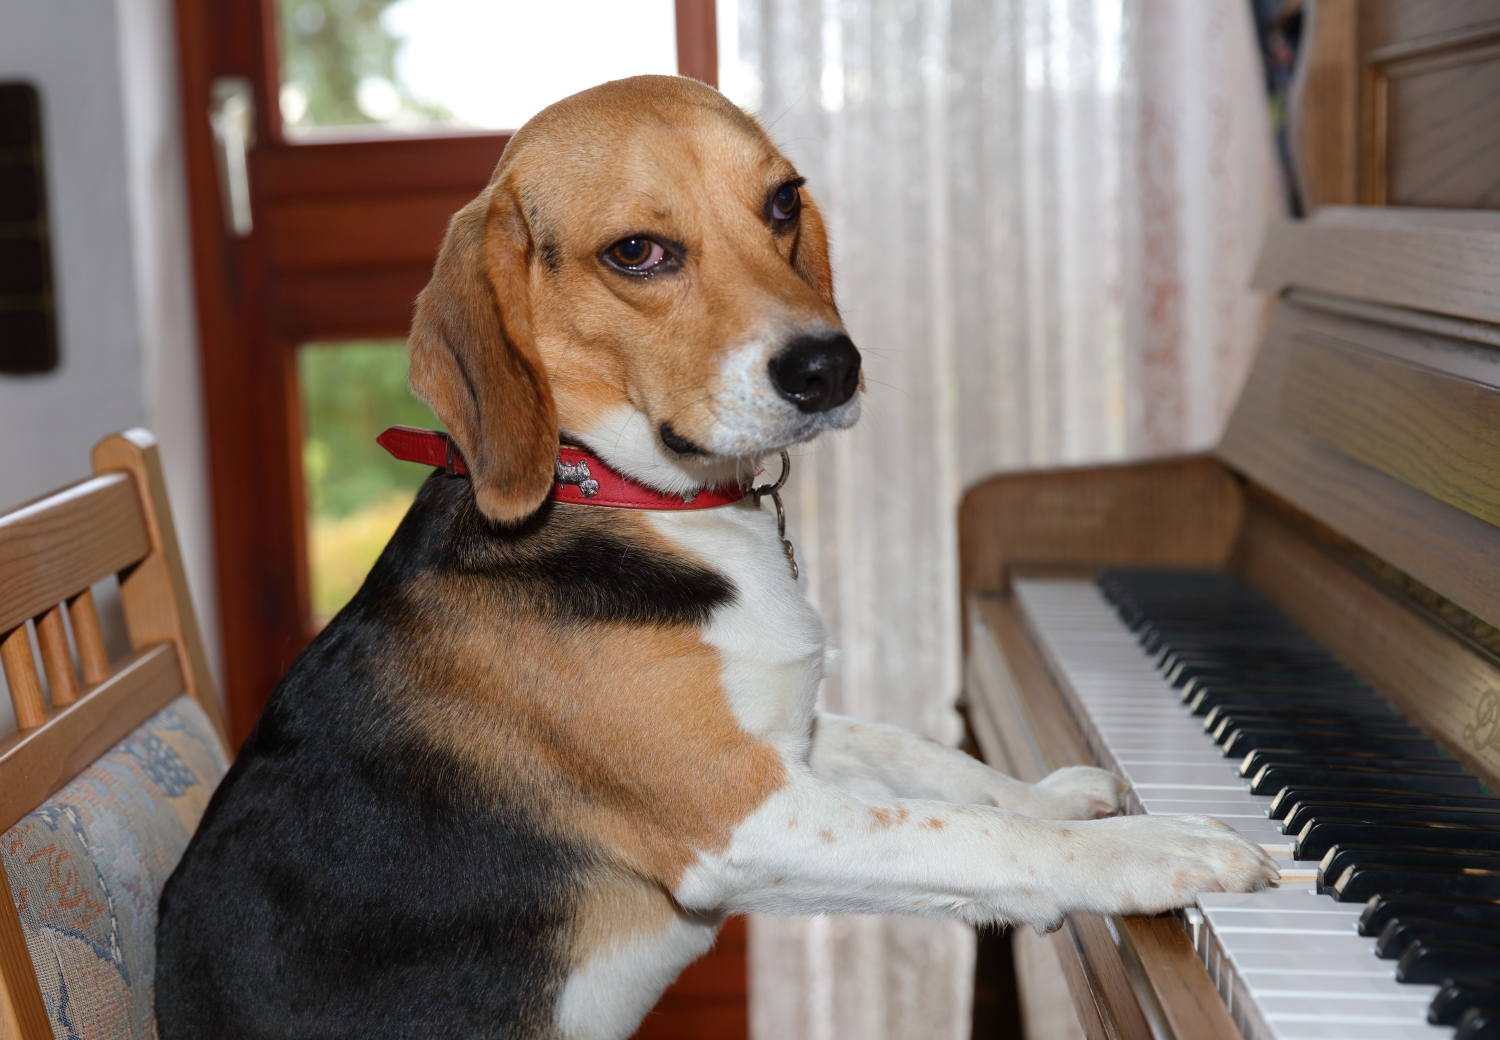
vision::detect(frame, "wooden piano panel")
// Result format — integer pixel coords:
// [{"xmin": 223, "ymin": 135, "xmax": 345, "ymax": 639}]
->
[
  {"xmin": 1293, "ymin": 0, "xmax": 1500, "ymax": 209},
  {"xmin": 960, "ymin": 459, "xmax": 1254, "ymax": 1040}
]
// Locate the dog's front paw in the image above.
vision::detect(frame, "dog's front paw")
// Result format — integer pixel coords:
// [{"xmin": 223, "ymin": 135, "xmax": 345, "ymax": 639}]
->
[
  {"xmin": 1074, "ymin": 814, "xmax": 1280, "ymax": 917},
  {"xmin": 1023, "ymin": 766, "xmax": 1129, "ymax": 819}
]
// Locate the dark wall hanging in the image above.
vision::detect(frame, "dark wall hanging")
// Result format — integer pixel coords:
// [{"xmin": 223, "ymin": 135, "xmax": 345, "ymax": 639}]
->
[{"xmin": 0, "ymin": 82, "xmax": 58, "ymax": 375}]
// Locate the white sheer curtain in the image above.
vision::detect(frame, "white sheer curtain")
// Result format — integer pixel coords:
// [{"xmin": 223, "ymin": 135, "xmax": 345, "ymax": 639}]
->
[{"xmin": 721, "ymin": 0, "xmax": 1279, "ymax": 1037}]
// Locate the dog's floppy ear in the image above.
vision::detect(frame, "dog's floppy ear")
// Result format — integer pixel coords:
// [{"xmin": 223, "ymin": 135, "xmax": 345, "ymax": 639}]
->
[
  {"xmin": 792, "ymin": 190, "xmax": 837, "ymax": 311},
  {"xmin": 409, "ymin": 186, "xmax": 557, "ymax": 524}
]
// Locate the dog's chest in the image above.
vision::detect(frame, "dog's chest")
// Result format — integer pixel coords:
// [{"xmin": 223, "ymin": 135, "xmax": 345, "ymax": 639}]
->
[{"xmin": 647, "ymin": 504, "xmax": 829, "ymax": 740}]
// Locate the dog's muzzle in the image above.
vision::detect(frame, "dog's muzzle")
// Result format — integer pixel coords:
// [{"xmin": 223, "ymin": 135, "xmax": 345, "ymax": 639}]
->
[{"xmin": 768, "ymin": 334, "xmax": 861, "ymax": 413}]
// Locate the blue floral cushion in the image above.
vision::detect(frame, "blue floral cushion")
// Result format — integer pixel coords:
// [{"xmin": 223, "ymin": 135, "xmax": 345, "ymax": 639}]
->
[{"xmin": 1, "ymin": 695, "xmax": 228, "ymax": 1040}]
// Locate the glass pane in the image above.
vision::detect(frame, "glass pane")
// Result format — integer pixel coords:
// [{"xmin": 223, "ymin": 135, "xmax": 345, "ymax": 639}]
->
[
  {"xmin": 277, "ymin": 0, "xmax": 678, "ymax": 135},
  {"xmin": 298, "ymin": 340, "xmax": 441, "ymax": 622}
]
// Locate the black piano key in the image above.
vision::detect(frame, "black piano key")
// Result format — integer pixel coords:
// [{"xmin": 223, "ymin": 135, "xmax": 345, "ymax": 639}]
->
[
  {"xmin": 1157, "ymin": 646, "xmax": 1345, "ymax": 664},
  {"xmin": 1208, "ymin": 711, "xmax": 1420, "ymax": 738},
  {"xmin": 1200, "ymin": 701, "xmax": 1398, "ymax": 729},
  {"xmin": 1362, "ymin": 894, "xmax": 1500, "ymax": 936},
  {"xmin": 1188, "ymin": 687, "xmax": 1382, "ymax": 715},
  {"xmin": 1166, "ymin": 661, "xmax": 1354, "ymax": 689},
  {"xmin": 1236, "ymin": 747, "xmax": 1457, "ymax": 772},
  {"xmin": 1398, "ymin": 940, "xmax": 1500, "ymax": 983},
  {"xmin": 1212, "ymin": 709, "xmax": 1423, "ymax": 732},
  {"xmin": 1456, "ymin": 1005, "xmax": 1500, "ymax": 1040},
  {"xmin": 1180, "ymin": 675, "xmax": 1372, "ymax": 705},
  {"xmin": 1333, "ymin": 863, "xmax": 1500, "ymax": 903},
  {"xmin": 1186, "ymin": 681, "xmax": 1374, "ymax": 709},
  {"xmin": 1431, "ymin": 980, "xmax": 1500, "ymax": 1026},
  {"xmin": 1271, "ymin": 787, "xmax": 1500, "ymax": 823},
  {"xmin": 1319, "ymin": 846, "xmax": 1500, "ymax": 892},
  {"xmin": 1249, "ymin": 763, "xmax": 1483, "ymax": 797},
  {"xmin": 1285, "ymin": 802, "xmax": 1500, "ymax": 836},
  {"xmin": 1376, "ymin": 917, "xmax": 1500, "ymax": 960},
  {"xmin": 1218, "ymin": 726, "xmax": 1428, "ymax": 750},
  {"xmin": 1299, "ymin": 822, "xmax": 1500, "ymax": 861}
]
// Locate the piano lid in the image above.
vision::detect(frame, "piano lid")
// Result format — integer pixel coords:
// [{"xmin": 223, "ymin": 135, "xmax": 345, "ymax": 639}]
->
[{"xmin": 1216, "ymin": 208, "xmax": 1500, "ymax": 646}]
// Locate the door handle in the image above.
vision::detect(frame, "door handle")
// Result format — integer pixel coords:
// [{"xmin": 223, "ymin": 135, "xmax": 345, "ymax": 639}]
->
[{"xmin": 209, "ymin": 77, "xmax": 255, "ymax": 237}]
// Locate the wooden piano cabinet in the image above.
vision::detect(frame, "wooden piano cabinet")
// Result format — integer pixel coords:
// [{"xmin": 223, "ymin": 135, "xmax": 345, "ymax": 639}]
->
[
  {"xmin": 967, "ymin": 585, "xmax": 1245, "ymax": 1040},
  {"xmin": 957, "ymin": 4, "xmax": 1500, "ymax": 1035},
  {"xmin": 959, "ymin": 217, "xmax": 1500, "ymax": 1037}
]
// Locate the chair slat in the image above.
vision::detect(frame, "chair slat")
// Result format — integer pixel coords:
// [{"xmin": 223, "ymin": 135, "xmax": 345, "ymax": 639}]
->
[
  {"xmin": 0, "ymin": 862, "xmax": 52, "ymax": 1040},
  {"xmin": 93, "ymin": 432, "xmax": 228, "ymax": 748},
  {"xmin": 0, "ymin": 475, "xmax": 149, "ymax": 637},
  {"xmin": 0, "ymin": 626, "xmax": 46, "ymax": 729},
  {"xmin": 34, "ymin": 605, "xmax": 78, "ymax": 708},
  {"xmin": 0, "ymin": 643, "xmax": 183, "ymax": 832},
  {"xmin": 67, "ymin": 588, "xmax": 111, "ymax": 685}
]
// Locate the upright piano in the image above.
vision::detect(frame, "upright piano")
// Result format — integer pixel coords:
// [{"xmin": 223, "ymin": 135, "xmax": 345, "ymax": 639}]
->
[{"xmin": 959, "ymin": 3, "xmax": 1500, "ymax": 1038}]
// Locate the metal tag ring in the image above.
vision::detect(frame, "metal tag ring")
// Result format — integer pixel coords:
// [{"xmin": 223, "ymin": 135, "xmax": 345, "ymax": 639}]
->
[{"xmin": 751, "ymin": 450, "xmax": 792, "ymax": 504}]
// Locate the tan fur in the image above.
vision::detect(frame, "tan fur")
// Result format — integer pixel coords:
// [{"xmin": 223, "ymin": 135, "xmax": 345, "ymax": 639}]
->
[
  {"xmin": 409, "ymin": 75, "xmax": 844, "ymax": 522},
  {"xmin": 395, "ymin": 566, "xmax": 786, "ymax": 888},
  {"xmin": 568, "ymin": 873, "xmax": 680, "ymax": 969}
]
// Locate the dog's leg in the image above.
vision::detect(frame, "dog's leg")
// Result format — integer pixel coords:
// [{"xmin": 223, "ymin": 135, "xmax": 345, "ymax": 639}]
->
[
  {"xmin": 808, "ymin": 713, "xmax": 1126, "ymax": 820},
  {"xmin": 675, "ymin": 777, "xmax": 1279, "ymax": 933}
]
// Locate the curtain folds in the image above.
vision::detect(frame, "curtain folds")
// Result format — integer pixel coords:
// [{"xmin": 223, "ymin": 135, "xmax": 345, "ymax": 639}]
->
[{"xmin": 725, "ymin": 1, "xmax": 1278, "ymax": 1036}]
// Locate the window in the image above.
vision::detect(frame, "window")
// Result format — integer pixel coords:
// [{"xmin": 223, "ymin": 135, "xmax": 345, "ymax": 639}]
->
[{"xmin": 277, "ymin": 0, "xmax": 679, "ymax": 136}]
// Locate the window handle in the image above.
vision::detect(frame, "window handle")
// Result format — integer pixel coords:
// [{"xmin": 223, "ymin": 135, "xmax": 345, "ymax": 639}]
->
[{"xmin": 209, "ymin": 77, "xmax": 255, "ymax": 237}]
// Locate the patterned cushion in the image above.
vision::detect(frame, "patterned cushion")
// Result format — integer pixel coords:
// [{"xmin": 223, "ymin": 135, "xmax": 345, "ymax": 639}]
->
[{"xmin": 1, "ymin": 695, "xmax": 228, "ymax": 1040}]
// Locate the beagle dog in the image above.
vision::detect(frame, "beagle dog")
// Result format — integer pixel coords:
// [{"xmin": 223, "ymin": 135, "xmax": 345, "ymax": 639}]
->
[{"xmin": 155, "ymin": 75, "xmax": 1277, "ymax": 1040}]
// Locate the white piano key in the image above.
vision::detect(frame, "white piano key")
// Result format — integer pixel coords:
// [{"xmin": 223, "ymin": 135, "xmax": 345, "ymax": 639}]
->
[
  {"xmin": 1011, "ymin": 579, "xmax": 1458, "ymax": 1040},
  {"xmin": 1269, "ymin": 1024, "xmax": 1448, "ymax": 1040},
  {"xmin": 1205, "ymin": 911, "xmax": 1360, "ymax": 935},
  {"xmin": 1139, "ymin": 799, "xmax": 1275, "ymax": 815},
  {"xmin": 1120, "ymin": 763, "xmax": 1260, "ymax": 786}
]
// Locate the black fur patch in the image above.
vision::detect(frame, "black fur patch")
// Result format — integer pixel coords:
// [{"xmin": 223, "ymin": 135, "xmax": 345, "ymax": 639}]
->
[
  {"xmin": 155, "ymin": 474, "xmax": 737, "ymax": 1039},
  {"xmin": 537, "ymin": 235, "xmax": 563, "ymax": 274},
  {"xmin": 657, "ymin": 422, "xmax": 706, "ymax": 458}
]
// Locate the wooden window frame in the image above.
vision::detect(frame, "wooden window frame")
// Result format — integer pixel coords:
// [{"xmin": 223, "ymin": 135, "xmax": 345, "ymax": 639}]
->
[{"xmin": 173, "ymin": 0, "xmax": 718, "ymax": 745}]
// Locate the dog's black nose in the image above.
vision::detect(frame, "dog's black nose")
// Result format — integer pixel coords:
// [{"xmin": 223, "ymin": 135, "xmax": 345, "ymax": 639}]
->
[{"xmin": 768, "ymin": 335, "xmax": 861, "ymax": 413}]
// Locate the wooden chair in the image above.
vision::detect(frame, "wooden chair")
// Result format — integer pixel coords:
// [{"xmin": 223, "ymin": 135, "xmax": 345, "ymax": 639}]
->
[{"xmin": 0, "ymin": 429, "xmax": 230, "ymax": 1040}]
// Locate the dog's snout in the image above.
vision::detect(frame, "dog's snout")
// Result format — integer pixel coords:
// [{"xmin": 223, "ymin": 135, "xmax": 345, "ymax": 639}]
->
[{"xmin": 768, "ymin": 335, "xmax": 861, "ymax": 413}]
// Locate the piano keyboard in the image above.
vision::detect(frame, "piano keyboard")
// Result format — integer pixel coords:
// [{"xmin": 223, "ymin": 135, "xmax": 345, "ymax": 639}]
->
[{"xmin": 1012, "ymin": 574, "xmax": 1500, "ymax": 1040}]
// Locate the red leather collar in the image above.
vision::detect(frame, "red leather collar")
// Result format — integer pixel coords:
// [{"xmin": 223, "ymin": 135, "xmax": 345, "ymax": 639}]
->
[{"xmin": 376, "ymin": 426, "xmax": 748, "ymax": 510}]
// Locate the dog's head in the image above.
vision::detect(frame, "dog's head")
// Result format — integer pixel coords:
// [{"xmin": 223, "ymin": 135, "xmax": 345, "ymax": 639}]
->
[{"xmin": 409, "ymin": 75, "xmax": 860, "ymax": 524}]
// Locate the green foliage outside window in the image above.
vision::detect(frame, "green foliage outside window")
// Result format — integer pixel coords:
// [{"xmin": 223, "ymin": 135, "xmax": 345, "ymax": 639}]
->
[
  {"xmin": 299, "ymin": 340, "xmax": 443, "ymax": 618},
  {"xmin": 277, "ymin": 0, "xmax": 450, "ymax": 129}
]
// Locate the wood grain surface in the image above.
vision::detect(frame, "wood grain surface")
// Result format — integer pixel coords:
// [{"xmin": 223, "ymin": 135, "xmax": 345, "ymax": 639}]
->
[
  {"xmin": 968, "ymin": 596, "xmax": 1244, "ymax": 1040},
  {"xmin": 1235, "ymin": 499, "xmax": 1500, "ymax": 794},
  {"xmin": 958, "ymin": 456, "xmax": 1244, "ymax": 656},
  {"xmin": 0, "ymin": 474, "xmax": 147, "ymax": 636},
  {"xmin": 68, "ymin": 589, "xmax": 110, "ymax": 686},
  {"xmin": 0, "ymin": 644, "xmax": 183, "ymax": 833},
  {"xmin": 1253, "ymin": 209, "xmax": 1500, "ymax": 325},
  {"xmin": 93, "ymin": 431, "xmax": 229, "ymax": 748},
  {"xmin": 0, "ymin": 862, "xmax": 51, "ymax": 1040},
  {"xmin": 1292, "ymin": 0, "xmax": 1359, "ymax": 209},
  {"xmin": 1383, "ymin": 37, "xmax": 1500, "ymax": 208},
  {"xmin": 33, "ymin": 605, "xmax": 77, "ymax": 708},
  {"xmin": 1219, "ymin": 296, "xmax": 1500, "ymax": 639},
  {"xmin": 1281, "ymin": 336, "xmax": 1500, "ymax": 528},
  {"xmin": 0, "ymin": 627, "xmax": 45, "ymax": 731}
]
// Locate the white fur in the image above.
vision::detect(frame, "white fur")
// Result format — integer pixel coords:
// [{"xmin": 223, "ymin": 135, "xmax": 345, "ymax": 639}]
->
[
  {"xmin": 568, "ymin": 327, "xmax": 860, "ymax": 500},
  {"xmin": 556, "ymin": 404, "xmax": 1279, "ymax": 1034},
  {"xmin": 705, "ymin": 328, "xmax": 861, "ymax": 456},
  {"xmin": 557, "ymin": 913, "xmax": 721, "ymax": 1040}
]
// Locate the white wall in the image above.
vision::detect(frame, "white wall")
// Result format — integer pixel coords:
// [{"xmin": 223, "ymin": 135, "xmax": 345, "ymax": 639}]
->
[{"xmin": 0, "ymin": 0, "xmax": 220, "ymax": 729}]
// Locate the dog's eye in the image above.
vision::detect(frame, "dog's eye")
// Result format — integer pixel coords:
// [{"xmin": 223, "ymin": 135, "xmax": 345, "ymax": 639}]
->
[
  {"xmin": 605, "ymin": 236, "xmax": 668, "ymax": 273},
  {"xmin": 770, "ymin": 183, "xmax": 801, "ymax": 222}
]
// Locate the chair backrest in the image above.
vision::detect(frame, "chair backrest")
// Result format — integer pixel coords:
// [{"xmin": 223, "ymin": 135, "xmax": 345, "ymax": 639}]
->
[{"xmin": 0, "ymin": 429, "xmax": 230, "ymax": 1040}]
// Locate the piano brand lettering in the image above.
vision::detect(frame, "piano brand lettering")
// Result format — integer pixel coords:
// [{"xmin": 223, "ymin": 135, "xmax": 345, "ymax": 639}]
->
[{"xmin": 1465, "ymin": 689, "xmax": 1500, "ymax": 756}]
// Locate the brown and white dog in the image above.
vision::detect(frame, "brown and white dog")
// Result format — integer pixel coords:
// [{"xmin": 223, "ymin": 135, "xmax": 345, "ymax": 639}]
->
[{"xmin": 156, "ymin": 75, "xmax": 1277, "ymax": 1040}]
